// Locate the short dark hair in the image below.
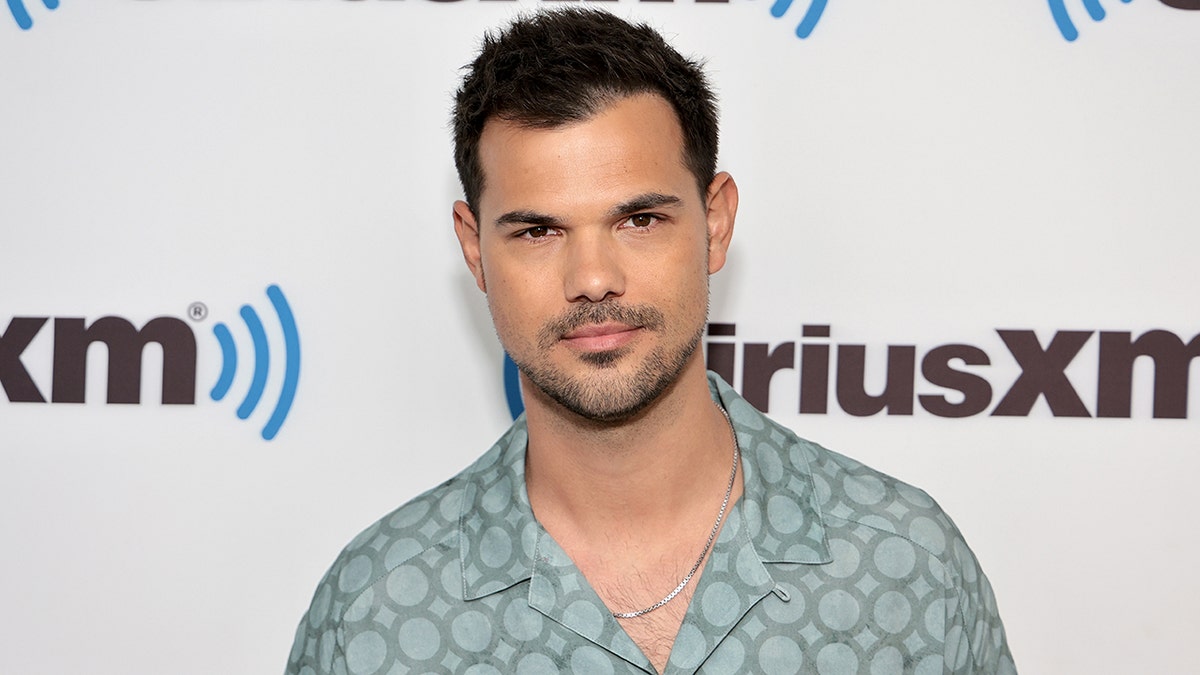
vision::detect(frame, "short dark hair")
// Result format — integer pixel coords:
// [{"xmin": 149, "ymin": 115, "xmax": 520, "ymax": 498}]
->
[{"xmin": 452, "ymin": 8, "xmax": 719, "ymax": 213}]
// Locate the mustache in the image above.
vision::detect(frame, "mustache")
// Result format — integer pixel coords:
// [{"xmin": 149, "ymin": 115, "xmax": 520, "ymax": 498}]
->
[{"xmin": 539, "ymin": 302, "xmax": 665, "ymax": 346}]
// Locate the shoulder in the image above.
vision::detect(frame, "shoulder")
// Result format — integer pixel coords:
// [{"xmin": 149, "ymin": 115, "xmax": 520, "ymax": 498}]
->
[
  {"xmin": 758, "ymin": 418, "xmax": 1013, "ymax": 671},
  {"xmin": 336, "ymin": 475, "xmax": 465, "ymax": 588},
  {"xmin": 285, "ymin": 448, "xmax": 499, "ymax": 673},
  {"xmin": 293, "ymin": 472, "xmax": 466, "ymax": 638},
  {"xmin": 717, "ymin": 373, "xmax": 982, "ymax": 584},
  {"xmin": 801, "ymin": 434, "xmax": 962, "ymax": 559},
  {"xmin": 285, "ymin": 427, "xmax": 528, "ymax": 673},
  {"xmin": 298, "ymin": 421, "xmax": 526, "ymax": 616},
  {"xmin": 296, "ymin": 421, "xmax": 526, "ymax": 625},
  {"xmin": 745, "ymin": 410, "xmax": 965, "ymax": 565}
]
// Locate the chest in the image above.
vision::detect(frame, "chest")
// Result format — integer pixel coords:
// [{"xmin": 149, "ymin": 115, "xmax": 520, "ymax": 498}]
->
[
  {"xmin": 596, "ymin": 574, "xmax": 695, "ymax": 673},
  {"xmin": 568, "ymin": 537, "xmax": 714, "ymax": 671}
]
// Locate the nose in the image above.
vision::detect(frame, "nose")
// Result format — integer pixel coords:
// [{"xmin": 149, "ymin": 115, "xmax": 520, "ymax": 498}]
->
[{"xmin": 563, "ymin": 230, "xmax": 625, "ymax": 303}]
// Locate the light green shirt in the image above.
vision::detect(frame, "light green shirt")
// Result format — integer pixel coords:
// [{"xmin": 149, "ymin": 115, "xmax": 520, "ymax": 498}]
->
[{"xmin": 287, "ymin": 374, "xmax": 1015, "ymax": 674}]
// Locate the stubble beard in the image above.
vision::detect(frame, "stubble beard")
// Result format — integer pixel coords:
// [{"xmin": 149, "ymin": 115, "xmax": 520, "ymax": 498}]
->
[{"xmin": 506, "ymin": 300, "xmax": 706, "ymax": 425}]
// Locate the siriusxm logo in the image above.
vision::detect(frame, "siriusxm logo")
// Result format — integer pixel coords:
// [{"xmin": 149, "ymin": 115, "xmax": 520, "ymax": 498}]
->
[
  {"xmin": 7, "ymin": 0, "xmax": 1198, "ymax": 41},
  {"xmin": 502, "ymin": 322, "xmax": 1200, "ymax": 420},
  {"xmin": 0, "ymin": 284, "xmax": 302, "ymax": 441}
]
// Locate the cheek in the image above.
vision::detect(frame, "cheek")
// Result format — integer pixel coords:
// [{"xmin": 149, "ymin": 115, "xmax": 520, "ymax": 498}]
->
[
  {"xmin": 677, "ymin": 247, "xmax": 714, "ymax": 320},
  {"xmin": 655, "ymin": 243, "xmax": 710, "ymax": 299},
  {"xmin": 484, "ymin": 292, "xmax": 523, "ymax": 354},
  {"xmin": 483, "ymin": 276, "xmax": 545, "ymax": 347}
]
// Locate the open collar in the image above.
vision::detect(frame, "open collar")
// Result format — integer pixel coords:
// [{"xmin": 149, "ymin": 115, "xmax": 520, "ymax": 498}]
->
[
  {"xmin": 458, "ymin": 418, "xmax": 651, "ymax": 668},
  {"xmin": 458, "ymin": 373, "xmax": 832, "ymax": 671}
]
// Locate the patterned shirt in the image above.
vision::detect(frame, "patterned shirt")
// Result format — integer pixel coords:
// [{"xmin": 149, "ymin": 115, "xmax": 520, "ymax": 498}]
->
[{"xmin": 286, "ymin": 374, "xmax": 1016, "ymax": 674}]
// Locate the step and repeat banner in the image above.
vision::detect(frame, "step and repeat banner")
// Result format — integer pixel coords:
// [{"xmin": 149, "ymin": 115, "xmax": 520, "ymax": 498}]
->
[{"xmin": 2, "ymin": 1, "xmax": 1197, "ymax": 673}]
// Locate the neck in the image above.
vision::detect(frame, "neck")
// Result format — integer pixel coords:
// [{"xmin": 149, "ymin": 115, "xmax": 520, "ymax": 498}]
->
[{"xmin": 521, "ymin": 356, "xmax": 741, "ymax": 540}]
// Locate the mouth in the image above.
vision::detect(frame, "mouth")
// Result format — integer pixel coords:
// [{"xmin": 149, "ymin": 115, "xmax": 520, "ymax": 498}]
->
[{"xmin": 560, "ymin": 322, "xmax": 642, "ymax": 352}]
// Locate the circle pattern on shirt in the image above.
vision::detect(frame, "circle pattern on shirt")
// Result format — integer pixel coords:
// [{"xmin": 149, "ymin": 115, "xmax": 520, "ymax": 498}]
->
[{"xmin": 287, "ymin": 388, "xmax": 1009, "ymax": 675}]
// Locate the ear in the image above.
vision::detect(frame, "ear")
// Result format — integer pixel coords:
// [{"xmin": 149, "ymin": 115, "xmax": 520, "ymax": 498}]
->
[
  {"xmin": 704, "ymin": 172, "xmax": 738, "ymax": 274},
  {"xmin": 452, "ymin": 200, "xmax": 487, "ymax": 293}
]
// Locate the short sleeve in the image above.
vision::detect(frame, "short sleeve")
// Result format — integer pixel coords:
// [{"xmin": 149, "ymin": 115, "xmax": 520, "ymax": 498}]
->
[
  {"xmin": 285, "ymin": 561, "xmax": 348, "ymax": 675},
  {"xmin": 941, "ymin": 534, "xmax": 1017, "ymax": 674}
]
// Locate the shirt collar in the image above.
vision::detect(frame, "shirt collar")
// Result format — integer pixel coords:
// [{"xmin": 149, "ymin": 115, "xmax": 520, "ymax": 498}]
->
[
  {"xmin": 459, "ymin": 372, "xmax": 831, "ymax": 603},
  {"xmin": 710, "ymin": 372, "xmax": 832, "ymax": 565},
  {"xmin": 459, "ymin": 420, "xmax": 540, "ymax": 601}
]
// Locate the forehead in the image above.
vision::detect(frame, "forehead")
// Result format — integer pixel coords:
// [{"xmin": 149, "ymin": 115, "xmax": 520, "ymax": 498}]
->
[{"xmin": 474, "ymin": 94, "xmax": 694, "ymax": 218}]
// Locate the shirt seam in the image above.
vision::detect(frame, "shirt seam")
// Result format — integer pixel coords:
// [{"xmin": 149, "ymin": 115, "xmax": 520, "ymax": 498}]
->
[
  {"xmin": 820, "ymin": 511, "xmax": 957, "ymax": 581},
  {"xmin": 949, "ymin": 585, "xmax": 979, "ymax": 669}
]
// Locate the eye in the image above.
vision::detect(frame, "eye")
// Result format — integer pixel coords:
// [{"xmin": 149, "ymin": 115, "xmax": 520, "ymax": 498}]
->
[
  {"xmin": 625, "ymin": 214, "xmax": 658, "ymax": 228},
  {"xmin": 519, "ymin": 226, "xmax": 555, "ymax": 239}
]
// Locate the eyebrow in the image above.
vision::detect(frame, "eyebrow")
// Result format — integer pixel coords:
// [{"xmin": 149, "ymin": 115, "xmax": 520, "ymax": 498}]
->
[
  {"xmin": 608, "ymin": 193, "xmax": 682, "ymax": 217},
  {"xmin": 493, "ymin": 210, "xmax": 562, "ymax": 228},
  {"xmin": 491, "ymin": 192, "xmax": 683, "ymax": 229}
]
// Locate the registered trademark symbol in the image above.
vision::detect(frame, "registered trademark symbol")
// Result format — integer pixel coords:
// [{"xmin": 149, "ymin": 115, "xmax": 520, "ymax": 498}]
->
[{"xmin": 187, "ymin": 302, "xmax": 208, "ymax": 322}]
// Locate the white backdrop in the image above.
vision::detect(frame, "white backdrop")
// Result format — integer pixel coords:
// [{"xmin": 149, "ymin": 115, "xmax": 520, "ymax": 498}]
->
[{"xmin": 2, "ymin": 1, "xmax": 1197, "ymax": 673}]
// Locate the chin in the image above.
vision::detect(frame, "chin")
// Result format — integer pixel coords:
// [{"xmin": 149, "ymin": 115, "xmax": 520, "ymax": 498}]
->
[
  {"xmin": 576, "ymin": 347, "xmax": 630, "ymax": 368},
  {"xmin": 523, "ymin": 349, "xmax": 690, "ymax": 424}
]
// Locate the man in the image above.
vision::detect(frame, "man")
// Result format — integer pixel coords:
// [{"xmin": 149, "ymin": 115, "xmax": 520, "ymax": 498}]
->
[{"xmin": 287, "ymin": 8, "xmax": 1015, "ymax": 674}]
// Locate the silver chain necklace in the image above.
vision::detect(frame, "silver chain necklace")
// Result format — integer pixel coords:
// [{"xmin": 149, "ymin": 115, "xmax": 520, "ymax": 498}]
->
[{"xmin": 611, "ymin": 405, "xmax": 740, "ymax": 620}]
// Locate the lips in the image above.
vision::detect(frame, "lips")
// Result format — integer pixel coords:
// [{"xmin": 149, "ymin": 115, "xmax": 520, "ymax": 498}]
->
[
  {"xmin": 538, "ymin": 303, "xmax": 664, "ymax": 351},
  {"xmin": 561, "ymin": 322, "xmax": 641, "ymax": 351},
  {"xmin": 562, "ymin": 322, "xmax": 637, "ymax": 339}
]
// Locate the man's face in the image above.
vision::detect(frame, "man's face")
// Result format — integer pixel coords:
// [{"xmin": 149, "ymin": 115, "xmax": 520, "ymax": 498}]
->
[{"xmin": 453, "ymin": 94, "xmax": 736, "ymax": 423}]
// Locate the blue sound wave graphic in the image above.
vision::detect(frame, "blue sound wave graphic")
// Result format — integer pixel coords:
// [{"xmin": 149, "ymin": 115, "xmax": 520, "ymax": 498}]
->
[
  {"xmin": 6, "ymin": 0, "xmax": 57, "ymax": 31},
  {"xmin": 503, "ymin": 353, "xmax": 524, "ymax": 420},
  {"xmin": 210, "ymin": 285, "xmax": 301, "ymax": 441},
  {"xmin": 769, "ymin": 0, "xmax": 828, "ymax": 39},
  {"xmin": 211, "ymin": 324, "xmax": 238, "ymax": 401},
  {"xmin": 1048, "ymin": 0, "xmax": 1133, "ymax": 41}
]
